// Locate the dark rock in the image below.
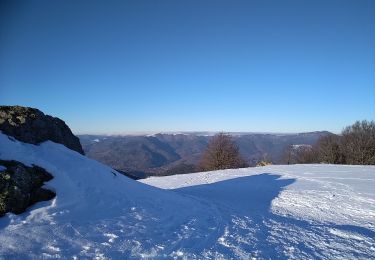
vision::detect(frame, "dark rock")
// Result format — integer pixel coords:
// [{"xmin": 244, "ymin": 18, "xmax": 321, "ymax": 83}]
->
[
  {"xmin": 0, "ymin": 160, "xmax": 56, "ymax": 217},
  {"xmin": 0, "ymin": 106, "xmax": 84, "ymax": 154}
]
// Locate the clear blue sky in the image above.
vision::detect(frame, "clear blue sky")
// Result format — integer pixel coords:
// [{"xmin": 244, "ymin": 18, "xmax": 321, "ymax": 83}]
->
[{"xmin": 1, "ymin": 0, "xmax": 374, "ymax": 134}]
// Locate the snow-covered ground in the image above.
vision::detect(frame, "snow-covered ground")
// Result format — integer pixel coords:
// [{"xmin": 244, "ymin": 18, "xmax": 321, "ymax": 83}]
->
[
  {"xmin": 0, "ymin": 132, "xmax": 375, "ymax": 259},
  {"xmin": 143, "ymin": 165, "xmax": 375, "ymax": 259}
]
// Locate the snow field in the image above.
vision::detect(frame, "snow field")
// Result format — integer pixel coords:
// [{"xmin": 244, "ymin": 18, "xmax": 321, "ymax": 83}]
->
[{"xmin": 1, "ymin": 132, "xmax": 375, "ymax": 259}]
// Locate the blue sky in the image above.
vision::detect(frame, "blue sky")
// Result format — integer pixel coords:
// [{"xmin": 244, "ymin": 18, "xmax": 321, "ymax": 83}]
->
[{"xmin": 1, "ymin": 0, "xmax": 374, "ymax": 134}]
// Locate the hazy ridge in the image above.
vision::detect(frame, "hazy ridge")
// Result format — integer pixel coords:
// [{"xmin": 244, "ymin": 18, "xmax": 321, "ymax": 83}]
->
[{"xmin": 79, "ymin": 131, "xmax": 330, "ymax": 178}]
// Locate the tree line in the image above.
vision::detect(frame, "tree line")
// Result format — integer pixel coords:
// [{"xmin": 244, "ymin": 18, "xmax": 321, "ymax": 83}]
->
[
  {"xmin": 284, "ymin": 120, "xmax": 375, "ymax": 165},
  {"xmin": 199, "ymin": 120, "xmax": 375, "ymax": 172}
]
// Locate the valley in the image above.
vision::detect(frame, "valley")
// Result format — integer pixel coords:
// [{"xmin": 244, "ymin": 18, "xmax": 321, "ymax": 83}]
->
[{"xmin": 79, "ymin": 132, "xmax": 330, "ymax": 178}]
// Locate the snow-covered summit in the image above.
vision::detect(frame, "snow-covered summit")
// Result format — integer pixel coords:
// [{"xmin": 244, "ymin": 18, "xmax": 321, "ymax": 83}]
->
[{"xmin": 0, "ymin": 132, "xmax": 374, "ymax": 259}]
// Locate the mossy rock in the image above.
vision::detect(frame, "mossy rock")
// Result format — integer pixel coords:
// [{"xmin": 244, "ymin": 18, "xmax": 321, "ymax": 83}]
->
[
  {"xmin": 0, "ymin": 105, "xmax": 84, "ymax": 154},
  {"xmin": 0, "ymin": 160, "xmax": 56, "ymax": 217}
]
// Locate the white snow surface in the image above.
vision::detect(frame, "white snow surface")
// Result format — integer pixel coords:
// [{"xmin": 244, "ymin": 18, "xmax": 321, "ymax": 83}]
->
[{"xmin": 1, "ymin": 133, "xmax": 375, "ymax": 259}]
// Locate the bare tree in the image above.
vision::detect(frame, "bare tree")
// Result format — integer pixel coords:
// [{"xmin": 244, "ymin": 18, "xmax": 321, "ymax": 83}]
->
[
  {"xmin": 314, "ymin": 134, "xmax": 343, "ymax": 164},
  {"xmin": 283, "ymin": 145, "xmax": 293, "ymax": 165},
  {"xmin": 295, "ymin": 120, "xmax": 375, "ymax": 165},
  {"xmin": 341, "ymin": 120, "xmax": 375, "ymax": 165},
  {"xmin": 282, "ymin": 144, "xmax": 316, "ymax": 164},
  {"xmin": 199, "ymin": 133, "xmax": 248, "ymax": 171},
  {"xmin": 295, "ymin": 145, "xmax": 317, "ymax": 164}
]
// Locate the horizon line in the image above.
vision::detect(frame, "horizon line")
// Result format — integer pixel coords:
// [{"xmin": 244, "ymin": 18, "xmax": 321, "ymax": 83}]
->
[{"xmin": 74, "ymin": 130, "xmax": 334, "ymax": 136}]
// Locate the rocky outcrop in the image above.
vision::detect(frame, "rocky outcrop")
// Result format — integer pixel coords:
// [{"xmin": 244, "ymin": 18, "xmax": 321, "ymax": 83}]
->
[
  {"xmin": 0, "ymin": 160, "xmax": 56, "ymax": 217},
  {"xmin": 0, "ymin": 106, "xmax": 84, "ymax": 154}
]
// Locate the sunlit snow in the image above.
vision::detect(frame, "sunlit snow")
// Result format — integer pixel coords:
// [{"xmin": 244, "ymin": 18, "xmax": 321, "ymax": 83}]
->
[{"xmin": 0, "ymin": 132, "xmax": 374, "ymax": 259}]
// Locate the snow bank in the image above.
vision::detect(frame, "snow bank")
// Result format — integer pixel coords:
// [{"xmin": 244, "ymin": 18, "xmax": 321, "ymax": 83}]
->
[{"xmin": 0, "ymin": 133, "xmax": 208, "ymax": 258}]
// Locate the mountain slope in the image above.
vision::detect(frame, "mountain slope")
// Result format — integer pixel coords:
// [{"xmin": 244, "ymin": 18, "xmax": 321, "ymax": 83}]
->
[
  {"xmin": 79, "ymin": 132, "xmax": 329, "ymax": 177},
  {"xmin": 1, "ymin": 132, "xmax": 375, "ymax": 258}
]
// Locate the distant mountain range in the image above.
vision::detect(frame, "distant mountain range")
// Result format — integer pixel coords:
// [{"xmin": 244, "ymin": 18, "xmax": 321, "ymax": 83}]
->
[{"xmin": 79, "ymin": 132, "xmax": 330, "ymax": 178}]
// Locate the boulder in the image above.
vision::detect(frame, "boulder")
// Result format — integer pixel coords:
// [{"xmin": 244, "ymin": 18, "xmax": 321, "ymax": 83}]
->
[
  {"xmin": 0, "ymin": 106, "xmax": 84, "ymax": 154},
  {"xmin": 0, "ymin": 160, "xmax": 56, "ymax": 217}
]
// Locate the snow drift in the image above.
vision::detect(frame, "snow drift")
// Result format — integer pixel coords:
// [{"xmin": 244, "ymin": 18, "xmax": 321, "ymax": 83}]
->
[{"xmin": 1, "ymin": 132, "xmax": 375, "ymax": 259}]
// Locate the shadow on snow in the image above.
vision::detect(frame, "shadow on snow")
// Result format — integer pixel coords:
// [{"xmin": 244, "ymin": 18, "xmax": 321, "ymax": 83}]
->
[
  {"xmin": 173, "ymin": 173, "xmax": 375, "ymax": 258},
  {"xmin": 175, "ymin": 173, "xmax": 294, "ymax": 215}
]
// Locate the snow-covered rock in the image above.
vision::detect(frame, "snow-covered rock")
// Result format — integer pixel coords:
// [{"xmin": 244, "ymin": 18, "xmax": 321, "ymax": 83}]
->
[{"xmin": 0, "ymin": 132, "xmax": 374, "ymax": 259}]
